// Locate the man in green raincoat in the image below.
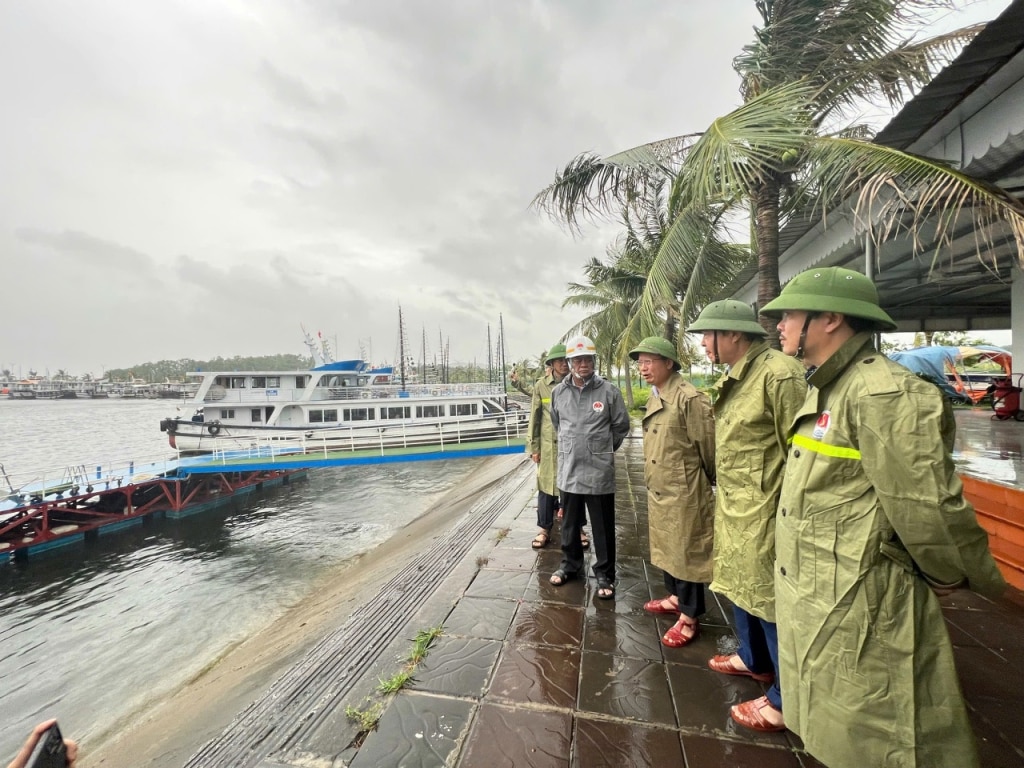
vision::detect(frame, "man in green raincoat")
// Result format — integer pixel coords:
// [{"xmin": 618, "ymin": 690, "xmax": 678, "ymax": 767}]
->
[
  {"xmin": 629, "ymin": 336, "xmax": 716, "ymax": 646},
  {"xmin": 761, "ymin": 267, "xmax": 1006, "ymax": 768},
  {"xmin": 526, "ymin": 345, "xmax": 569, "ymax": 549},
  {"xmin": 687, "ymin": 301, "xmax": 805, "ymax": 732}
]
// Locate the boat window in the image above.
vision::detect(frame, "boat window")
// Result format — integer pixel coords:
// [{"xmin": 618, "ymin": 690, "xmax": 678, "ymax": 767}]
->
[
  {"xmin": 251, "ymin": 408, "xmax": 262, "ymax": 422},
  {"xmin": 251, "ymin": 377, "xmax": 267, "ymax": 389},
  {"xmin": 295, "ymin": 377, "xmax": 307, "ymax": 389},
  {"xmin": 382, "ymin": 406, "xmax": 411, "ymax": 420},
  {"xmin": 358, "ymin": 377, "xmax": 369, "ymax": 386},
  {"xmin": 416, "ymin": 405, "xmax": 442, "ymax": 418},
  {"xmin": 451, "ymin": 403, "xmax": 478, "ymax": 417},
  {"xmin": 324, "ymin": 409, "xmax": 338, "ymax": 421},
  {"xmin": 267, "ymin": 376, "xmax": 280, "ymax": 388},
  {"xmin": 231, "ymin": 377, "xmax": 246, "ymax": 388},
  {"xmin": 343, "ymin": 408, "xmax": 373, "ymax": 421},
  {"xmin": 220, "ymin": 409, "xmax": 235, "ymax": 419},
  {"xmin": 373, "ymin": 375, "xmax": 389, "ymax": 385}
]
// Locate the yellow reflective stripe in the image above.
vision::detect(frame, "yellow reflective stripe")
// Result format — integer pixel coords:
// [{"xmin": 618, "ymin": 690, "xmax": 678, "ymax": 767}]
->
[
  {"xmin": 541, "ymin": 398, "xmax": 551, "ymax": 404},
  {"xmin": 792, "ymin": 433, "xmax": 861, "ymax": 460}
]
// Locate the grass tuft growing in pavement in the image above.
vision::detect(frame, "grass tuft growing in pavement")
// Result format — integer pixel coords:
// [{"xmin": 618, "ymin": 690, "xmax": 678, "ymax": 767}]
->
[{"xmin": 344, "ymin": 624, "xmax": 445, "ymax": 746}]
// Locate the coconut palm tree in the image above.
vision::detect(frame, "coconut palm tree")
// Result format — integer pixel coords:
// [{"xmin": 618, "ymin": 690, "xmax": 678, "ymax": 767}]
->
[
  {"xmin": 562, "ymin": 183, "xmax": 746, "ymax": 404},
  {"xmin": 534, "ymin": 1, "xmax": 1024, "ymax": 335}
]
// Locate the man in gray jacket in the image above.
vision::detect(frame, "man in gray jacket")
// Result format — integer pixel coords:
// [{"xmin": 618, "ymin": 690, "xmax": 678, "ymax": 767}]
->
[{"xmin": 549, "ymin": 335, "xmax": 631, "ymax": 599}]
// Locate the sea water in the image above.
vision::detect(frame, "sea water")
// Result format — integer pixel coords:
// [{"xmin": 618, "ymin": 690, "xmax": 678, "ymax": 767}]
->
[{"xmin": 0, "ymin": 397, "xmax": 487, "ymax": 759}]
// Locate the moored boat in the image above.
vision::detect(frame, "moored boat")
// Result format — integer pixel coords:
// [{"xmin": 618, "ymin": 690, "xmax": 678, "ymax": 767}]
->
[{"xmin": 159, "ymin": 359, "xmax": 525, "ymax": 454}]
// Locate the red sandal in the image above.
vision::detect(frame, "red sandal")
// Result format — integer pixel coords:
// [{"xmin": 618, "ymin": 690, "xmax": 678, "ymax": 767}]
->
[
  {"xmin": 708, "ymin": 654, "xmax": 775, "ymax": 683},
  {"xmin": 661, "ymin": 619, "xmax": 700, "ymax": 648},
  {"xmin": 730, "ymin": 695, "xmax": 786, "ymax": 733}
]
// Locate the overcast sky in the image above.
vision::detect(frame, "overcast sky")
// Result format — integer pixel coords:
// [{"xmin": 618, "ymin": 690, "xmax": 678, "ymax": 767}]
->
[{"xmin": 0, "ymin": 0, "xmax": 1011, "ymax": 376}]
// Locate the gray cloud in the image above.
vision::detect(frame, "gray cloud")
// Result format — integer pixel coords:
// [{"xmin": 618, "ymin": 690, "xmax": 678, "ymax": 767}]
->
[{"xmin": 1, "ymin": 0, "xmax": 1006, "ymax": 374}]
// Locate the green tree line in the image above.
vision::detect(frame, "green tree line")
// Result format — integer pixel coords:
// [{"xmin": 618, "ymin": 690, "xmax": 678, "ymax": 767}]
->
[{"xmin": 106, "ymin": 354, "xmax": 312, "ymax": 382}]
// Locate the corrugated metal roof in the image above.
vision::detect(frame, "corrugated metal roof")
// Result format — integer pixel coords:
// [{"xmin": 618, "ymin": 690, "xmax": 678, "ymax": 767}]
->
[{"xmin": 721, "ymin": 0, "xmax": 1024, "ymax": 330}]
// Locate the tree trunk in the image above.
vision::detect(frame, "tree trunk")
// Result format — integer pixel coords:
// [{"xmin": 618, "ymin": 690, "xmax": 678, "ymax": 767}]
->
[
  {"xmin": 753, "ymin": 177, "xmax": 783, "ymax": 347},
  {"xmin": 623, "ymin": 356, "xmax": 635, "ymax": 409}
]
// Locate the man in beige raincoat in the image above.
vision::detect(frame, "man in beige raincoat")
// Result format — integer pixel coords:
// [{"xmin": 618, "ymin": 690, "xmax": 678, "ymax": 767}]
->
[
  {"xmin": 761, "ymin": 267, "xmax": 1006, "ymax": 768},
  {"xmin": 687, "ymin": 300, "xmax": 804, "ymax": 732},
  {"xmin": 629, "ymin": 336, "xmax": 715, "ymax": 647},
  {"xmin": 526, "ymin": 344, "xmax": 569, "ymax": 549}
]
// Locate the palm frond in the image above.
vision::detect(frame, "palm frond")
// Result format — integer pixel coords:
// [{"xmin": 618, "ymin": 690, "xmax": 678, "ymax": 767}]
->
[
  {"xmin": 531, "ymin": 135, "xmax": 702, "ymax": 229},
  {"xmin": 806, "ymin": 136, "xmax": 1024, "ymax": 270}
]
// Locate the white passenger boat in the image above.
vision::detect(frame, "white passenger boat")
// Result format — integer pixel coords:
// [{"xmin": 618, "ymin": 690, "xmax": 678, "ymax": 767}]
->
[{"xmin": 158, "ymin": 359, "xmax": 526, "ymax": 455}]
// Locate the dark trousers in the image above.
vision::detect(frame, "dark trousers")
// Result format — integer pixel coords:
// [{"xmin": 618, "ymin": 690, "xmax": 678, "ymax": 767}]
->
[
  {"xmin": 664, "ymin": 572, "xmax": 706, "ymax": 620},
  {"xmin": 734, "ymin": 606, "xmax": 782, "ymax": 710},
  {"xmin": 560, "ymin": 491, "xmax": 614, "ymax": 581},
  {"xmin": 536, "ymin": 491, "xmax": 558, "ymax": 531}
]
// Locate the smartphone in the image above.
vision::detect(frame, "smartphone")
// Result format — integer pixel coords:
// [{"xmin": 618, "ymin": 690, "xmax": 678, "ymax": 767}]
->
[{"xmin": 26, "ymin": 722, "xmax": 67, "ymax": 768}]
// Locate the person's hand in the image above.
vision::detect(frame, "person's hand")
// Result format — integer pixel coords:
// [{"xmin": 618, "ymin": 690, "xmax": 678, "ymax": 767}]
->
[
  {"xmin": 531, "ymin": 453, "xmax": 540, "ymax": 464},
  {"xmin": 6, "ymin": 720, "xmax": 78, "ymax": 768}
]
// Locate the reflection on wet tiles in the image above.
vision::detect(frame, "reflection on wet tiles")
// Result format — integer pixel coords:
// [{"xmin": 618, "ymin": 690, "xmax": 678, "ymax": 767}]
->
[
  {"xmin": 348, "ymin": 693, "xmax": 473, "ymax": 768},
  {"xmin": 583, "ymin": 610, "xmax": 663, "ymax": 662},
  {"xmin": 680, "ymin": 733, "xmax": 804, "ymax": 767},
  {"xmin": 488, "ymin": 643, "xmax": 580, "ymax": 707},
  {"xmin": 665, "ymin": 662, "xmax": 788, "ymax": 744},
  {"xmin": 444, "ymin": 597, "xmax": 518, "ymax": 640},
  {"xmin": 524, "ymin": 572, "xmax": 589, "ymax": 607},
  {"xmin": 482, "ymin": 546, "xmax": 541, "ymax": 572},
  {"xmin": 577, "ymin": 650, "xmax": 676, "ymax": 725},
  {"xmin": 511, "ymin": 603, "xmax": 584, "ymax": 647},
  {"xmin": 572, "ymin": 716, "xmax": 683, "ymax": 767},
  {"xmin": 967, "ymin": 706, "xmax": 1024, "ymax": 768},
  {"xmin": 412, "ymin": 636, "xmax": 502, "ymax": 698},
  {"xmin": 952, "ymin": 646, "xmax": 1024, "ymax": 703},
  {"xmin": 458, "ymin": 701, "xmax": 572, "ymax": 767},
  {"xmin": 465, "ymin": 569, "xmax": 532, "ymax": 600}
]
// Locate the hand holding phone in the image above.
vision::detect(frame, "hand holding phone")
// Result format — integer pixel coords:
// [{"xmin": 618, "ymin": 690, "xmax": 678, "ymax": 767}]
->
[{"xmin": 7, "ymin": 720, "xmax": 75, "ymax": 768}]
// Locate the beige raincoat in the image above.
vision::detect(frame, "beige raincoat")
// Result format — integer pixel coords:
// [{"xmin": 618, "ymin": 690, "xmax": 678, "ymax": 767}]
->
[
  {"xmin": 640, "ymin": 373, "xmax": 716, "ymax": 582},
  {"xmin": 526, "ymin": 372, "xmax": 564, "ymax": 496},
  {"xmin": 709, "ymin": 342, "xmax": 805, "ymax": 622},
  {"xmin": 776, "ymin": 333, "xmax": 1006, "ymax": 768}
]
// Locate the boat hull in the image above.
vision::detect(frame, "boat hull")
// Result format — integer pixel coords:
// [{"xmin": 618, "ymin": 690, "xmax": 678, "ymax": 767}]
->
[{"xmin": 161, "ymin": 412, "xmax": 528, "ymax": 455}]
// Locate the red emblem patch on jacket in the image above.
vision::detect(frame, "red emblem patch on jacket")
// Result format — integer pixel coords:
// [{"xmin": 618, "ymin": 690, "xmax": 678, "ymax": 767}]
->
[
  {"xmin": 593, "ymin": 401, "xmax": 605, "ymax": 413},
  {"xmin": 812, "ymin": 410, "xmax": 831, "ymax": 440}
]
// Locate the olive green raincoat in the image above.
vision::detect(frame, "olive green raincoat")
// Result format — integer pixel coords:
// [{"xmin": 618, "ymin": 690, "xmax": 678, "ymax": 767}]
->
[
  {"xmin": 776, "ymin": 333, "xmax": 1006, "ymax": 768},
  {"xmin": 640, "ymin": 373, "xmax": 716, "ymax": 582},
  {"xmin": 526, "ymin": 372, "xmax": 564, "ymax": 496},
  {"xmin": 709, "ymin": 342, "xmax": 804, "ymax": 622}
]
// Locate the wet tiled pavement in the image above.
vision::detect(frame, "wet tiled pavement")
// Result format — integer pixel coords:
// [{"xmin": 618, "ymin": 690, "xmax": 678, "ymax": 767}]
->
[{"xmin": 346, "ymin": 430, "xmax": 1024, "ymax": 768}]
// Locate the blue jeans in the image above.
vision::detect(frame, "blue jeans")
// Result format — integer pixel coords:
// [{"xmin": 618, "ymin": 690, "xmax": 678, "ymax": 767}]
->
[{"xmin": 733, "ymin": 606, "xmax": 782, "ymax": 710}]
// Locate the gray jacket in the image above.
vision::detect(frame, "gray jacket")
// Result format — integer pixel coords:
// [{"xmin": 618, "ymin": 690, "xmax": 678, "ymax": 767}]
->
[{"xmin": 550, "ymin": 373, "xmax": 630, "ymax": 495}]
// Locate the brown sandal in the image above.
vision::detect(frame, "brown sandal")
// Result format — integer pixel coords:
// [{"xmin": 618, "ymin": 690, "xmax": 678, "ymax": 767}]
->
[{"xmin": 531, "ymin": 531, "xmax": 550, "ymax": 549}]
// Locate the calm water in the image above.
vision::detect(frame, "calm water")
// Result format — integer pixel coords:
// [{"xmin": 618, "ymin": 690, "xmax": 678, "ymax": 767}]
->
[{"xmin": 0, "ymin": 398, "xmax": 487, "ymax": 758}]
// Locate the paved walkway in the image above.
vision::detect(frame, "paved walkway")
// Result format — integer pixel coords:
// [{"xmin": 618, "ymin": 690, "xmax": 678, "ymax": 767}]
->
[{"xmin": 190, "ymin": 432, "xmax": 1024, "ymax": 767}]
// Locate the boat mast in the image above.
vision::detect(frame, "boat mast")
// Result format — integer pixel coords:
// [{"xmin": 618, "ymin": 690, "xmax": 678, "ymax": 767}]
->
[
  {"xmin": 499, "ymin": 313, "xmax": 508, "ymax": 403},
  {"xmin": 398, "ymin": 305, "xmax": 407, "ymax": 391}
]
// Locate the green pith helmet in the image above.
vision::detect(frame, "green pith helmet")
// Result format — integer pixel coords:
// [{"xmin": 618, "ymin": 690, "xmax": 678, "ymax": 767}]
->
[
  {"xmin": 760, "ymin": 266, "xmax": 897, "ymax": 331},
  {"xmin": 545, "ymin": 344, "xmax": 567, "ymax": 363},
  {"xmin": 628, "ymin": 336, "xmax": 681, "ymax": 370},
  {"xmin": 687, "ymin": 299, "xmax": 767, "ymax": 336}
]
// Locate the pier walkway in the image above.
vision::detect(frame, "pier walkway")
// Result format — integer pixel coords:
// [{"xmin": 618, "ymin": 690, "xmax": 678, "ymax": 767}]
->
[{"xmin": 185, "ymin": 414, "xmax": 1024, "ymax": 768}]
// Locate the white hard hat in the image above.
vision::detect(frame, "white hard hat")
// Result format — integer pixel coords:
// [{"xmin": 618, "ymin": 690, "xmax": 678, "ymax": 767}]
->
[{"xmin": 564, "ymin": 335, "xmax": 597, "ymax": 359}]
